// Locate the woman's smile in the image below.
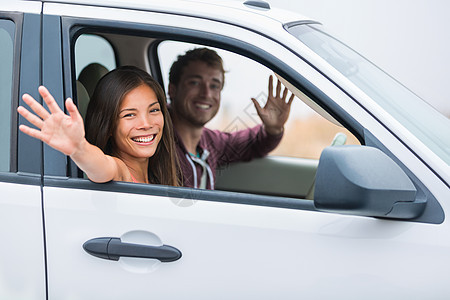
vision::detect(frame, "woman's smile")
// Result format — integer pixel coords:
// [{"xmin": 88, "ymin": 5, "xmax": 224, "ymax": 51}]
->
[{"xmin": 131, "ymin": 134, "xmax": 157, "ymax": 144}]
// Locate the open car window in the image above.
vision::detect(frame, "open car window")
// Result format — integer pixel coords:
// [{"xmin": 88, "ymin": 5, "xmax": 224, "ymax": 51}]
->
[{"xmin": 72, "ymin": 32, "xmax": 361, "ymax": 199}]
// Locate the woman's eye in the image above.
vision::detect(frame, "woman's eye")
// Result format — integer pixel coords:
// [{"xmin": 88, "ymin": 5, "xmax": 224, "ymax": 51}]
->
[
  {"xmin": 122, "ymin": 113, "xmax": 135, "ymax": 118},
  {"xmin": 150, "ymin": 108, "xmax": 161, "ymax": 113}
]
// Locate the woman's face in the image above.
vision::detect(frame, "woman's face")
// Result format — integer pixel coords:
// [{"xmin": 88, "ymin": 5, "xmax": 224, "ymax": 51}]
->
[{"xmin": 113, "ymin": 84, "xmax": 164, "ymax": 162}]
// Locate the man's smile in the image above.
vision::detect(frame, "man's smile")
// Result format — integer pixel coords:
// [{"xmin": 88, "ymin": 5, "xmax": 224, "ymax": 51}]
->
[{"xmin": 194, "ymin": 101, "xmax": 213, "ymax": 110}]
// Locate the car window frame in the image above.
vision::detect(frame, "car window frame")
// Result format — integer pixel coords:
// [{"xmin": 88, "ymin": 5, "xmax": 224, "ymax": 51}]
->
[{"xmin": 0, "ymin": 10, "xmax": 42, "ymax": 188}]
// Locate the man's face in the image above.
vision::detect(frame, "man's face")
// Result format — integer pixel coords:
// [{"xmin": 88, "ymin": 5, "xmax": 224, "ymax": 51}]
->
[{"xmin": 169, "ymin": 60, "xmax": 223, "ymax": 127}]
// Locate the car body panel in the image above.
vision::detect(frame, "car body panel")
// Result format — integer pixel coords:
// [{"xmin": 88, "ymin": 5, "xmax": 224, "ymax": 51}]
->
[
  {"xmin": 42, "ymin": 0, "xmax": 311, "ymax": 25},
  {"xmin": 43, "ymin": 183, "xmax": 450, "ymax": 299},
  {"xmin": 0, "ymin": 180, "xmax": 46, "ymax": 299},
  {"xmin": 2, "ymin": 1, "xmax": 42, "ymax": 14},
  {"xmin": 0, "ymin": 7, "xmax": 46, "ymax": 299}
]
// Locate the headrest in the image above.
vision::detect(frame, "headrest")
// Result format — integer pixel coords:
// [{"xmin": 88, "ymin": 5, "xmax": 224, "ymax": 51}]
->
[
  {"xmin": 76, "ymin": 80, "xmax": 90, "ymax": 119},
  {"xmin": 78, "ymin": 63, "xmax": 109, "ymax": 98}
]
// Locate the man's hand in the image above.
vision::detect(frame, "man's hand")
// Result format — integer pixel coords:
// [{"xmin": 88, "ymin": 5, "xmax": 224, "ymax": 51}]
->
[{"xmin": 251, "ymin": 75, "xmax": 294, "ymax": 136}]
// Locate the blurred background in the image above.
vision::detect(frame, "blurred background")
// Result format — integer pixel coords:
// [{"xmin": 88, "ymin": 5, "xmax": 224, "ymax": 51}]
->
[
  {"xmin": 273, "ymin": 0, "xmax": 449, "ymax": 117},
  {"xmin": 267, "ymin": 0, "xmax": 450, "ymax": 158}
]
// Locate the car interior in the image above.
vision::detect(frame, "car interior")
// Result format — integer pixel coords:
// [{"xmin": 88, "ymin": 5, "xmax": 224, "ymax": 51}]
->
[{"xmin": 73, "ymin": 30, "xmax": 359, "ymax": 200}]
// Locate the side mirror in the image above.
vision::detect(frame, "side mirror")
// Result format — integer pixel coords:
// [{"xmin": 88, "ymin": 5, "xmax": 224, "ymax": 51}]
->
[{"xmin": 314, "ymin": 146, "xmax": 426, "ymax": 219}]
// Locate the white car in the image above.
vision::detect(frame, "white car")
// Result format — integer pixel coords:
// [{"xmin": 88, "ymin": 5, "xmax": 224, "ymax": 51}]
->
[{"xmin": 1, "ymin": 0, "xmax": 449, "ymax": 299}]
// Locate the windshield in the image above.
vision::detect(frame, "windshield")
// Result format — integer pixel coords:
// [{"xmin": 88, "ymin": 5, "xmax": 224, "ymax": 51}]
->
[{"xmin": 287, "ymin": 24, "xmax": 450, "ymax": 165}]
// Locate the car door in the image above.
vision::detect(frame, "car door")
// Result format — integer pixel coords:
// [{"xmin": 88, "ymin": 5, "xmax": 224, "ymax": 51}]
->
[
  {"xmin": 41, "ymin": 2, "xmax": 450, "ymax": 299},
  {"xmin": 0, "ymin": 3, "xmax": 46, "ymax": 299}
]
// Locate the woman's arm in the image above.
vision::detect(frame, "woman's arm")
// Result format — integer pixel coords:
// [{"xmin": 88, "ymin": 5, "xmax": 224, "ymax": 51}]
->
[{"xmin": 18, "ymin": 86, "xmax": 129, "ymax": 183}]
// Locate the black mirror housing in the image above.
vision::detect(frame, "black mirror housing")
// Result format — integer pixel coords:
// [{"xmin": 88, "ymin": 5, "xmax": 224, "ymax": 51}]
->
[{"xmin": 314, "ymin": 146, "xmax": 426, "ymax": 219}]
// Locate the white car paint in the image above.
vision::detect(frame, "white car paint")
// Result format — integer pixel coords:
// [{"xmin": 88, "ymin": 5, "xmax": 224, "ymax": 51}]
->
[
  {"xmin": 44, "ymin": 186, "xmax": 449, "ymax": 299},
  {"xmin": 0, "ymin": 182, "xmax": 46, "ymax": 299}
]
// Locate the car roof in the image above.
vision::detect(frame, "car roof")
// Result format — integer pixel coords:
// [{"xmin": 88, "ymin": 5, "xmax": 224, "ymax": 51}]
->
[{"xmin": 28, "ymin": 0, "xmax": 315, "ymax": 28}]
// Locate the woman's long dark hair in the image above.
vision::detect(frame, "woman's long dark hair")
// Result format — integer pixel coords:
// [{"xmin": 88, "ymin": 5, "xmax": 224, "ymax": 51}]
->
[{"xmin": 85, "ymin": 66, "xmax": 181, "ymax": 186}]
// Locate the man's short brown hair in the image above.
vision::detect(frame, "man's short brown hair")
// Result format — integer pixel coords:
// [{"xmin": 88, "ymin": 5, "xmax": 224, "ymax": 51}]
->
[{"xmin": 169, "ymin": 47, "xmax": 225, "ymax": 88}]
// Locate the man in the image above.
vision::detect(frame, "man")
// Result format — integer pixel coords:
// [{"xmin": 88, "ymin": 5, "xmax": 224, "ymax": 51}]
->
[{"xmin": 168, "ymin": 48, "xmax": 294, "ymax": 189}]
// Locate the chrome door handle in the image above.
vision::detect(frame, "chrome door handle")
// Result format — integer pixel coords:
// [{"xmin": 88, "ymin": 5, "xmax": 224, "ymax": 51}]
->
[{"xmin": 83, "ymin": 237, "xmax": 182, "ymax": 262}]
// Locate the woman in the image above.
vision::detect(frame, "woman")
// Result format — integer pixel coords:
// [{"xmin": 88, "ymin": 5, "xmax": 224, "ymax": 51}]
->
[{"xmin": 18, "ymin": 66, "xmax": 180, "ymax": 186}]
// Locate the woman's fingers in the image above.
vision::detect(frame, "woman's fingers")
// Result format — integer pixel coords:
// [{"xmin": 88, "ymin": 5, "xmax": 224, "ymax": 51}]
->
[
  {"xmin": 65, "ymin": 98, "xmax": 82, "ymax": 121},
  {"xmin": 18, "ymin": 124, "xmax": 44, "ymax": 141},
  {"xmin": 20, "ymin": 86, "xmax": 69, "ymax": 128},
  {"xmin": 17, "ymin": 105, "xmax": 44, "ymax": 129},
  {"xmin": 22, "ymin": 93, "xmax": 50, "ymax": 120},
  {"xmin": 39, "ymin": 86, "xmax": 63, "ymax": 115}
]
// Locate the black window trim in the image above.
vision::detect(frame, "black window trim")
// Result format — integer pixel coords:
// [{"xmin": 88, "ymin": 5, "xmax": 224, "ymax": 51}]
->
[{"xmin": 17, "ymin": 12, "xmax": 43, "ymax": 176}]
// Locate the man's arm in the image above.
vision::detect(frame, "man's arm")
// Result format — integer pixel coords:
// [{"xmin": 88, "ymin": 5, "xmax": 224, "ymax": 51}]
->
[{"xmin": 206, "ymin": 124, "xmax": 282, "ymax": 166}]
